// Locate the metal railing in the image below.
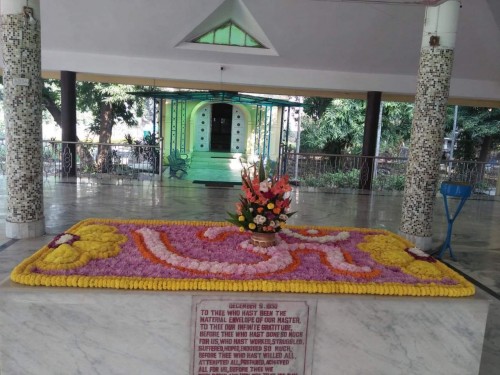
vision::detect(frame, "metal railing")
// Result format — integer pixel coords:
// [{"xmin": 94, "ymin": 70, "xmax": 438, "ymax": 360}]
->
[
  {"xmin": 0, "ymin": 143, "xmax": 498, "ymax": 194},
  {"xmin": 284, "ymin": 152, "xmax": 499, "ymax": 196},
  {"xmin": 39, "ymin": 141, "xmax": 161, "ymax": 181}
]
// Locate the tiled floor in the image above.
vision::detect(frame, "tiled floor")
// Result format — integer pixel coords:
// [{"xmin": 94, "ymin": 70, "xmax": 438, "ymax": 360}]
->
[{"xmin": 0, "ymin": 177, "xmax": 498, "ymax": 374}]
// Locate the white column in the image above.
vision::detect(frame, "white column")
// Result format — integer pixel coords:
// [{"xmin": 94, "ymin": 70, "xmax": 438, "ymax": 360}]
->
[{"xmin": 269, "ymin": 106, "xmax": 281, "ymax": 160}]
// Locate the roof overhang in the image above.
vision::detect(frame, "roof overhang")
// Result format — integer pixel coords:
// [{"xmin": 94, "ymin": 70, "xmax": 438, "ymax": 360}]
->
[
  {"xmin": 2, "ymin": 0, "xmax": 499, "ymax": 107},
  {"xmin": 130, "ymin": 90, "xmax": 304, "ymax": 107}
]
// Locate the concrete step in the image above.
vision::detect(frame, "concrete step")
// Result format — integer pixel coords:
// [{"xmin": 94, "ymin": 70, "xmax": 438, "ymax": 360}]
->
[
  {"xmin": 188, "ymin": 169, "xmax": 243, "ymax": 183},
  {"xmin": 190, "ymin": 158, "xmax": 242, "ymax": 170},
  {"xmin": 191, "ymin": 151, "xmax": 243, "ymax": 160},
  {"xmin": 190, "ymin": 152, "xmax": 246, "ymax": 169},
  {"xmin": 187, "ymin": 152, "xmax": 246, "ymax": 183}
]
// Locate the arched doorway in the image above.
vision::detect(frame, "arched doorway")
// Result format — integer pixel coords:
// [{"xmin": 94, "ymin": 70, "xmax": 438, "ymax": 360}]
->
[
  {"xmin": 194, "ymin": 102, "xmax": 248, "ymax": 153},
  {"xmin": 210, "ymin": 103, "xmax": 233, "ymax": 152}
]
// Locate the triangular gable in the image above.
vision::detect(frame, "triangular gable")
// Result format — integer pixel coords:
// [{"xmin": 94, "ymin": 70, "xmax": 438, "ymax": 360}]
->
[
  {"xmin": 192, "ymin": 21, "xmax": 263, "ymax": 48},
  {"xmin": 175, "ymin": 0, "xmax": 278, "ymax": 56}
]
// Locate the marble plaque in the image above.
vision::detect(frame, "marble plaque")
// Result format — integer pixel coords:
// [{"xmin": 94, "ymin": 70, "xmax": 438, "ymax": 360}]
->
[{"xmin": 192, "ymin": 298, "xmax": 314, "ymax": 375}]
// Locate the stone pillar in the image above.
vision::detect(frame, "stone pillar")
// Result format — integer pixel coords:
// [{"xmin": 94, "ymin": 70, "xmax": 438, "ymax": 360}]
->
[
  {"xmin": 1, "ymin": 0, "xmax": 45, "ymax": 238},
  {"xmin": 399, "ymin": 0, "xmax": 461, "ymax": 250},
  {"xmin": 496, "ymin": 168, "xmax": 500, "ymax": 197},
  {"xmin": 359, "ymin": 91, "xmax": 382, "ymax": 190},
  {"xmin": 61, "ymin": 71, "xmax": 77, "ymax": 177},
  {"xmin": 269, "ymin": 106, "xmax": 281, "ymax": 161}
]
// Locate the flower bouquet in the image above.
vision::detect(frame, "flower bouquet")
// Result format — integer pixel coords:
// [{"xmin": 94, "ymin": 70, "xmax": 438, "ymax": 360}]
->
[{"xmin": 227, "ymin": 159, "xmax": 295, "ymax": 247}]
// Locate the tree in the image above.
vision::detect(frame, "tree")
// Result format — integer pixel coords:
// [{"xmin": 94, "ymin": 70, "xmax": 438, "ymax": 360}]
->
[
  {"xmin": 379, "ymin": 101, "xmax": 413, "ymax": 155},
  {"xmin": 41, "ymin": 79, "xmax": 148, "ymax": 171},
  {"xmin": 446, "ymin": 106, "xmax": 500, "ymax": 161},
  {"xmin": 303, "ymin": 97, "xmax": 332, "ymax": 121},
  {"xmin": 77, "ymin": 82, "xmax": 145, "ymax": 171},
  {"xmin": 42, "ymin": 79, "xmax": 62, "ymax": 125},
  {"xmin": 300, "ymin": 99, "xmax": 366, "ymax": 154},
  {"xmin": 300, "ymin": 98, "xmax": 414, "ymax": 156},
  {"xmin": 42, "ymin": 79, "xmax": 96, "ymax": 168}
]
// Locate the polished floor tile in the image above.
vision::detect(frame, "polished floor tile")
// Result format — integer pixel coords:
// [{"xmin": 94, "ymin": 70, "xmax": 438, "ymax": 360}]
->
[{"xmin": 0, "ymin": 177, "xmax": 498, "ymax": 374}]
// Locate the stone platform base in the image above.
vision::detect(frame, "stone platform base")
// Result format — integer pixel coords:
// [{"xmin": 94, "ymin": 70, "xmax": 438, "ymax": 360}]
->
[
  {"xmin": 398, "ymin": 230, "xmax": 433, "ymax": 251},
  {"xmin": 5, "ymin": 218, "xmax": 45, "ymax": 239},
  {"xmin": 0, "ymin": 279, "xmax": 489, "ymax": 375}
]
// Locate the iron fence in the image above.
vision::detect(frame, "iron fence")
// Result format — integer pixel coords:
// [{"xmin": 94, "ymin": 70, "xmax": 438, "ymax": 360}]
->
[
  {"xmin": 0, "ymin": 143, "xmax": 498, "ymax": 194},
  {"xmin": 284, "ymin": 152, "xmax": 499, "ymax": 196},
  {"xmin": 38, "ymin": 141, "xmax": 160, "ymax": 181}
]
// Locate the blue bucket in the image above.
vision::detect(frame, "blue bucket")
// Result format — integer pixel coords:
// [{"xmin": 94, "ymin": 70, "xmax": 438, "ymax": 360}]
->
[{"xmin": 440, "ymin": 182, "xmax": 472, "ymax": 198}]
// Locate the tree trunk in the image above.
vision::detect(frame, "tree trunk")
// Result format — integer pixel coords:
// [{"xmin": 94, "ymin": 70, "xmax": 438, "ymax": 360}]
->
[
  {"xmin": 476, "ymin": 135, "xmax": 492, "ymax": 183},
  {"xmin": 478, "ymin": 136, "xmax": 492, "ymax": 163},
  {"xmin": 42, "ymin": 95, "xmax": 62, "ymax": 126},
  {"xmin": 42, "ymin": 92, "xmax": 96, "ymax": 172},
  {"xmin": 97, "ymin": 101, "xmax": 114, "ymax": 173}
]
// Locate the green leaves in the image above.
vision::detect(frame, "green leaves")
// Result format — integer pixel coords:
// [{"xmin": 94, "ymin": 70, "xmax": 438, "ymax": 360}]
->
[
  {"xmin": 226, "ymin": 212, "xmax": 242, "ymax": 227},
  {"xmin": 301, "ymin": 99, "xmax": 366, "ymax": 154},
  {"xmin": 449, "ymin": 106, "xmax": 500, "ymax": 160},
  {"xmin": 303, "ymin": 97, "xmax": 332, "ymax": 121},
  {"xmin": 301, "ymin": 98, "xmax": 414, "ymax": 156}
]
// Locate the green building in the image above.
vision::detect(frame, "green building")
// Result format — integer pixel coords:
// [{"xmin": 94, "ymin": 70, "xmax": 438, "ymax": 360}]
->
[{"xmin": 133, "ymin": 91, "xmax": 301, "ymax": 182}]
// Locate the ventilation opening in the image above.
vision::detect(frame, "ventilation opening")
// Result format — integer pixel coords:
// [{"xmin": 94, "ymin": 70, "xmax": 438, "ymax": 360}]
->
[{"xmin": 192, "ymin": 21, "xmax": 264, "ymax": 48}]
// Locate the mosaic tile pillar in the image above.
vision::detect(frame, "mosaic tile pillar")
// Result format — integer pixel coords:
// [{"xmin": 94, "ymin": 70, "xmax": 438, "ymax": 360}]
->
[
  {"xmin": 1, "ymin": 0, "xmax": 45, "ymax": 238},
  {"xmin": 399, "ymin": 0, "xmax": 461, "ymax": 250}
]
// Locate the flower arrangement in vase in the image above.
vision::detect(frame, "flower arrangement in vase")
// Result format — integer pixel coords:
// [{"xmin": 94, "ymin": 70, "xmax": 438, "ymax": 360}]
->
[{"xmin": 227, "ymin": 158, "xmax": 295, "ymax": 247}]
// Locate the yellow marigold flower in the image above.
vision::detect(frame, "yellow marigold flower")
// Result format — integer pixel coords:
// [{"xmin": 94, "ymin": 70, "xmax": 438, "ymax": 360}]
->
[
  {"xmin": 267, "ymin": 203, "xmax": 275, "ymax": 210},
  {"xmin": 239, "ymin": 226, "xmax": 245, "ymax": 232},
  {"xmin": 44, "ymin": 244, "xmax": 81, "ymax": 264},
  {"xmin": 238, "ymin": 215, "xmax": 245, "ymax": 222},
  {"xmin": 375, "ymin": 250, "xmax": 413, "ymax": 267},
  {"xmin": 36, "ymin": 224, "xmax": 128, "ymax": 271},
  {"xmin": 248, "ymin": 223, "xmax": 256, "ymax": 230},
  {"xmin": 358, "ymin": 234, "xmax": 411, "ymax": 268},
  {"xmin": 404, "ymin": 260, "xmax": 442, "ymax": 279}
]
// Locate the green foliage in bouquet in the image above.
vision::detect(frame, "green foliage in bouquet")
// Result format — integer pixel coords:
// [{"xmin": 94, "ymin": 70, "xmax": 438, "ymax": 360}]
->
[{"xmin": 228, "ymin": 159, "xmax": 295, "ymax": 233}]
